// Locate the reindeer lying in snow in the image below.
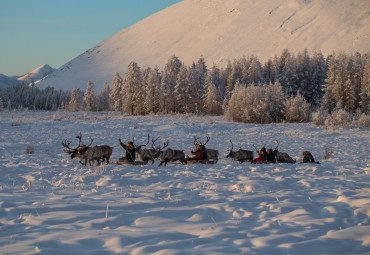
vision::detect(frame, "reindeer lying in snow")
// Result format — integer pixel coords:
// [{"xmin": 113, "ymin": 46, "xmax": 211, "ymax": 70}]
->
[
  {"xmin": 152, "ymin": 140, "xmax": 187, "ymax": 166},
  {"xmin": 267, "ymin": 140, "xmax": 296, "ymax": 164},
  {"xmin": 134, "ymin": 135, "xmax": 158, "ymax": 165},
  {"xmin": 226, "ymin": 140, "xmax": 253, "ymax": 163},
  {"xmin": 62, "ymin": 133, "xmax": 113, "ymax": 166}
]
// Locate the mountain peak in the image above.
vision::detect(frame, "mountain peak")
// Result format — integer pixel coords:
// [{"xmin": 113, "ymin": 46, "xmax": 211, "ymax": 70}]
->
[
  {"xmin": 18, "ymin": 64, "xmax": 55, "ymax": 84},
  {"xmin": 36, "ymin": 0, "xmax": 370, "ymax": 91}
]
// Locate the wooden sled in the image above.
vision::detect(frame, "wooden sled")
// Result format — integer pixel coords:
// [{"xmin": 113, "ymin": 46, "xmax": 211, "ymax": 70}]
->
[
  {"xmin": 115, "ymin": 160, "xmax": 146, "ymax": 166},
  {"xmin": 172, "ymin": 159, "xmax": 217, "ymax": 165}
]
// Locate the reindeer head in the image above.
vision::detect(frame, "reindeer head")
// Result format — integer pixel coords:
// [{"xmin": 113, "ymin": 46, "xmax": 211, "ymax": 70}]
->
[
  {"xmin": 62, "ymin": 132, "xmax": 93, "ymax": 158},
  {"xmin": 152, "ymin": 139, "xmax": 169, "ymax": 158},
  {"xmin": 226, "ymin": 140, "xmax": 236, "ymax": 158}
]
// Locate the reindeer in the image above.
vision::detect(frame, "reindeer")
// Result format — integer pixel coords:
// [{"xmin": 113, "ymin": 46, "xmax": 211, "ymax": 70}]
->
[
  {"xmin": 153, "ymin": 140, "xmax": 187, "ymax": 166},
  {"xmin": 270, "ymin": 140, "xmax": 296, "ymax": 164},
  {"xmin": 194, "ymin": 136, "xmax": 219, "ymax": 163},
  {"xmin": 134, "ymin": 135, "xmax": 156, "ymax": 164},
  {"xmin": 226, "ymin": 140, "xmax": 253, "ymax": 163},
  {"xmin": 62, "ymin": 133, "xmax": 113, "ymax": 166}
]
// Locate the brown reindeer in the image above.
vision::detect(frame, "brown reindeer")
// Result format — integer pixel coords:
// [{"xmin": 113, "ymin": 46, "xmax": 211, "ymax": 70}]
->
[{"xmin": 226, "ymin": 140, "xmax": 253, "ymax": 163}]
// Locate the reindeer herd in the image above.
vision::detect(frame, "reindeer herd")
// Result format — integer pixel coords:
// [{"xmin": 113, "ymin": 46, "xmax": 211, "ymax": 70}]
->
[{"xmin": 62, "ymin": 133, "xmax": 297, "ymax": 166}]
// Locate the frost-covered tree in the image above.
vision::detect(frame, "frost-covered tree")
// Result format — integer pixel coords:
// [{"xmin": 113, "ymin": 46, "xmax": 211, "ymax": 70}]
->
[
  {"xmin": 122, "ymin": 61, "xmax": 142, "ymax": 115},
  {"xmin": 110, "ymin": 72, "xmax": 123, "ymax": 112},
  {"xmin": 162, "ymin": 55, "xmax": 182, "ymax": 113},
  {"xmin": 97, "ymin": 82, "xmax": 111, "ymax": 111},
  {"xmin": 175, "ymin": 65, "xmax": 190, "ymax": 113},
  {"xmin": 205, "ymin": 77, "xmax": 222, "ymax": 115},
  {"xmin": 225, "ymin": 81, "xmax": 246, "ymax": 122},
  {"xmin": 226, "ymin": 59, "xmax": 243, "ymax": 96},
  {"xmin": 310, "ymin": 50, "xmax": 327, "ymax": 105},
  {"xmin": 144, "ymin": 66, "xmax": 161, "ymax": 114},
  {"xmin": 246, "ymin": 55, "xmax": 265, "ymax": 85},
  {"xmin": 226, "ymin": 81, "xmax": 285, "ymax": 124},
  {"xmin": 84, "ymin": 80, "xmax": 97, "ymax": 111},
  {"xmin": 69, "ymin": 88, "xmax": 84, "ymax": 112},
  {"xmin": 284, "ymin": 92, "xmax": 311, "ymax": 123}
]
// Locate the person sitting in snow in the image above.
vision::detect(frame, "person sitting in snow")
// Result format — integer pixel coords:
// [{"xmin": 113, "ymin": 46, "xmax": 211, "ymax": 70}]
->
[
  {"xmin": 300, "ymin": 151, "xmax": 318, "ymax": 164},
  {"xmin": 253, "ymin": 147, "xmax": 267, "ymax": 163},
  {"xmin": 266, "ymin": 148, "xmax": 276, "ymax": 163},
  {"xmin": 118, "ymin": 139, "xmax": 136, "ymax": 162},
  {"xmin": 188, "ymin": 144, "xmax": 206, "ymax": 162}
]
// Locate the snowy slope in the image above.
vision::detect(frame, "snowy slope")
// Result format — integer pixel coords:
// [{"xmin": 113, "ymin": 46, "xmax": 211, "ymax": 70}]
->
[
  {"xmin": 0, "ymin": 74, "xmax": 20, "ymax": 88},
  {"xmin": 17, "ymin": 64, "xmax": 55, "ymax": 85},
  {"xmin": 36, "ymin": 0, "xmax": 370, "ymax": 92},
  {"xmin": 0, "ymin": 112, "xmax": 369, "ymax": 254}
]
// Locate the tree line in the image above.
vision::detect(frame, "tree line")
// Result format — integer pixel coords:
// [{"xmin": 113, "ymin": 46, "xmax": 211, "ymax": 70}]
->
[{"xmin": 0, "ymin": 49, "xmax": 368, "ymax": 126}]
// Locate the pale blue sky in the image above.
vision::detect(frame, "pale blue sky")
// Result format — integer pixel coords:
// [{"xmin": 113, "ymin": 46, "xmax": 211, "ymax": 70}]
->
[{"xmin": 0, "ymin": 0, "xmax": 182, "ymax": 76}]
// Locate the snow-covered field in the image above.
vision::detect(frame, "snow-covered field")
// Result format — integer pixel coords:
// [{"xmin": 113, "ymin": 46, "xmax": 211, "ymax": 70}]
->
[{"xmin": 0, "ymin": 111, "xmax": 369, "ymax": 255}]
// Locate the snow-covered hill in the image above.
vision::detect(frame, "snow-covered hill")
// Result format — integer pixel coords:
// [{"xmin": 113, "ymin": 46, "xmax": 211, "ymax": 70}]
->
[
  {"xmin": 17, "ymin": 64, "xmax": 55, "ymax": 85},
  {"xmin": 0, "ymin": 74, "xmax": 19, "ymax": 89},
  {"xmin": 36, "ymin": 0, "xmax": 370, "ymax": 92}
]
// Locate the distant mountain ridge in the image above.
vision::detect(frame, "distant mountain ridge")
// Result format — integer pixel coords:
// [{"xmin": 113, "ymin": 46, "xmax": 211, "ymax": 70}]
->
[
  {"xmin": 36, "ymin": 0, "xmax": 370, "ymax": 92},
  {"xmin": 17, "ymin": 64, "xmax": 55, "ymax": 85},
  {"xmin": 0, "ymin": 64, "xmax": 55, "ymax": 88}
]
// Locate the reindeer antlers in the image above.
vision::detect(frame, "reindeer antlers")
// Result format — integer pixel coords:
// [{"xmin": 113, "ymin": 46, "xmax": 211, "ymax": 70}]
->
[
  {"xmin": 229, "ymin": 140, "xmax": 234, "ymax": 151},
  {"xmin": 194, "ymin": 136, "xmax": 210, "ymax": 146}
]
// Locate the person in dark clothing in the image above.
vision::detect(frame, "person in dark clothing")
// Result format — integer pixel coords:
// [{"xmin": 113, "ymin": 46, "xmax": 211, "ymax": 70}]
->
[
  {"xmin": 253, "ymin": 147, "xmax": 267, "ymax": 163},
  {"xmin": 118, "ymin": 139, "xmax": 136, "ymax": 162},
  {"xmin": 300, "ymin": 151, "xmax": 317, "ymax": 163},
  {"xmin": 266, "ymin": 148, "xmax": 276, "ymax": 163}
]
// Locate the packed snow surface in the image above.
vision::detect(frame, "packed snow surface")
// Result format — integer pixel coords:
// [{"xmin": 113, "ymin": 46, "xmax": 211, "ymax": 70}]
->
[
  {"xmin": 36, "ymin": 0, "xmax": 370, "ymax": 91},
  {"xmin": 0, "ymin": 112, "xmax": 369, "ymax": 254}
]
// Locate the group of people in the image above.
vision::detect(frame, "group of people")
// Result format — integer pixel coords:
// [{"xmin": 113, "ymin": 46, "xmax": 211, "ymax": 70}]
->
[{"xmin": 253, "ymin": 147, "xmax": 317, "ymax": 164}]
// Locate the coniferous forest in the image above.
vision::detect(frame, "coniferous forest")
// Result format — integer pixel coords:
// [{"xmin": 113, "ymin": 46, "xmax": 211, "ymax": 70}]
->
[{"xmin": 1, "ymin": 49, "xmax": 369, "ymax": 126}]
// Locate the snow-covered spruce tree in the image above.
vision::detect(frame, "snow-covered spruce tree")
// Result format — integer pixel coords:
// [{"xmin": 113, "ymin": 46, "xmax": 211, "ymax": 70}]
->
[
  {"xmin": 144, "ymin": 66, "xmax": 161, "ymax": 114},
  {"xmin": 279, "ymin": 52, "xmax": 299, "ymax": 96},
  {"xmin": 195, "ymin": 57, "xmax": 208, "ymax": 112},
  {"xmin": 110, "ymin": 72, "xmax": 123, "ymax": 112},
  {"xmin": 97, "ymin": 82, "xmax": 111, "ymax": 111},
  {"xmin": 84, "ymin": 80, "xmax": 97, "ymax": 111},
  {"xmin": 310, "ymin": 50, "xmax": 327, "ymax": 105},
  {"xmin": 174, "ymin": 65, "xmax": 190, "ymax": 113},
  {"xmin": 69, "ymin": 88, "xmax": 84, "ymax": 112},
  {"xmin": 284, "ymin": 92, "xmax": 311, "ymax": 123},
  {"xmin": 246, "ymin": 55, "xmax": 265, "ymax": 85},
  {"xmin": 122, "ymin": 61, "xmax": 142, "ymax": 115},
  {"xmin": 226, "ymin": 58, "xmax": 242, "ymax": 96},
  {"xmin": 162, "ymin": 55, "xmax": 182, "ymax": 113},
  {"xmin": 205, "ymin": 77, "xmax": 222, "ymax": 115}
]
